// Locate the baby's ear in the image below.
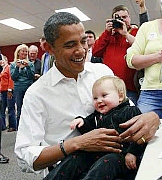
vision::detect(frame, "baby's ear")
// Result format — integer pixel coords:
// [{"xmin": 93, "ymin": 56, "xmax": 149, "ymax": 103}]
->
[{"xmin": 118, "ymin": 92, "xmax": 124, "ymax": 103}]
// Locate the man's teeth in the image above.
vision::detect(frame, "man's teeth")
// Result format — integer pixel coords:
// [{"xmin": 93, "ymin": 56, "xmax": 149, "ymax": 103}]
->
[{"xmin": 73, "ymin": 58, "xmax": 83, "ymax": 62}]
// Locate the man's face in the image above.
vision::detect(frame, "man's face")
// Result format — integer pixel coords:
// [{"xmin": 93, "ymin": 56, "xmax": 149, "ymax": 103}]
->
[
  {"xmin": 29, "ymin": 49, "xmax": 38, "ymax": 61},
  {"xmin": 86, "ymin": 33, "xmax": 95, "ymax": 48},
  {"xmin": 40, "ymin": 39, "xmax": 46, "ymax": 51},
  {"xmin": 49, "ymin": 23, "xmax": 88, "ymax": 79},
  {"xmin": 113, "ymin": 10, "xmax": 131, "ymax": 29}
]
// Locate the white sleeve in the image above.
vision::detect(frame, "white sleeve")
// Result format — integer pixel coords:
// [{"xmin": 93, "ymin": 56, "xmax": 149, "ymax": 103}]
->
[{"xmin": 14, "ymin": 90, "xmax": 48, "ymax": 173}]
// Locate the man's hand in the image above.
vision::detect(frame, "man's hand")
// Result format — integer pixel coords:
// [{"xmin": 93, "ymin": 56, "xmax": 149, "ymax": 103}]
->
[
  {"xmin": 105, "ymin": 19, "xmax": 114, "ymax": 32},
  {"xmin": 119, "ymin": 112, "xmax": 160, "ymax": 144},
  {"xmin": 77, "ymin": 128, "xmax": 122, "ymax": 153},
  {"xmin": 136, "ymin": 0, "xmax": 147, "ymax": 14},
  {"xmin": 115, "ymin": 19, "xmax": 128, "ymax": 36},
  {"xmin": 136, "ymin": 0, "xmax": 145, "ymax": 7}
]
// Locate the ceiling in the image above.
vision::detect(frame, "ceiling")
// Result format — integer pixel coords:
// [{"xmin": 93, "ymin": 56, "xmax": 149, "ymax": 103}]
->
[{"xmin": 0, "ymin": 0, "xmax": 161, "ymax": 47}]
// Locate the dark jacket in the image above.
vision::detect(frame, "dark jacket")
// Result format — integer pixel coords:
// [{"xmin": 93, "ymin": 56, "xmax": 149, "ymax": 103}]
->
[
  {"xmin": 77, "ymin": 99, "xmax": 146, "ymax": 157},
  {"xmin": 91, "ymin": 56, "xmax": 103, "ymax": 63}
]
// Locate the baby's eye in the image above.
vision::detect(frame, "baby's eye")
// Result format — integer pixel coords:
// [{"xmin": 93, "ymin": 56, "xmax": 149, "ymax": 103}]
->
[
  {"xmin": 93, "ymin": 97, "xmax": 97, "ymax": 100},
  {"xmin": 103, "ymin": 94, "xmax": 108, "ymax": 97}
]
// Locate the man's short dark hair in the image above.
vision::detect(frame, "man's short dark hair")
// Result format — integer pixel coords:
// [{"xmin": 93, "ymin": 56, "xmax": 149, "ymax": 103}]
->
[
  {"xmin": 112, "ymin": 5, "xmax": 129, "ymax": 18},
  {"xmin": 85, "ymin": 30, "xmax": 96, "ymax": 40},
  {"xmin": 44, "ymin": 12, "xmax": 81, "ymax": 47}
]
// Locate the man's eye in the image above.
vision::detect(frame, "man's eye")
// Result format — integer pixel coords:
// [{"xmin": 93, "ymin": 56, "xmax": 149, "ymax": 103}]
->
[
  {"xmin": 81, "ymin": 40, "xmax": 87, "ymax": 44},
  {"xmin": 64, "ymin": 44, "xmax": 75, "ymax": 48}
]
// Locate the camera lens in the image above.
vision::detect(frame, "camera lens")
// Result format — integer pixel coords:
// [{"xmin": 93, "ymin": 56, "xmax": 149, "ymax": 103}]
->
[{"xmin": 113, "ymin": 20, "xmax": 122, "ymax": 28}]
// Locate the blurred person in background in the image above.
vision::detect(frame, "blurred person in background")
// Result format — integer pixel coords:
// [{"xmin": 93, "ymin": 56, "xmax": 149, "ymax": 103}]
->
[
  {"xmin": 29, "ymin": 45, "xmax": 41, "ymax": 82},
  {"xmin": 92, "ymin": 1, "xmax": 148, "ymax": 105},
  {"xmin": 126, "ymin": 0, "xmax": 162, "ymax": 119},
  {"xmin": 10, "ymin": 44, "xmax": 35, "ymax": 128},
  {"xmin": 85, "ymin": 30, "xmax": 102, "ymax": 63},
  {"xmin": 39, "ymin": 36, "xmax": 55, "ymax": 75},
  {"xmin": 0, "ymin": 55, "xmax": 16, "ymax": 132},
  {"xmin": 0, "ymin": 53, "xmax": 9, "ymax": 163}
]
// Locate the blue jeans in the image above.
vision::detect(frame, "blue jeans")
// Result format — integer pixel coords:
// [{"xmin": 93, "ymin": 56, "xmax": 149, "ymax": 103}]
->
[
  {"xmin": 127, "ymin": 90, "xmax": 138, "ymax": 106},
  {"xmin": 1, "ymin": 91, "xmax": 16, "ymax": 129},
  {"xmin": 137, "ymin": 90, "xmax": 162, "ymax": 118},
  {"xmin": 14, "ymin": 89, "xmax": 27, "ymax": 128}
]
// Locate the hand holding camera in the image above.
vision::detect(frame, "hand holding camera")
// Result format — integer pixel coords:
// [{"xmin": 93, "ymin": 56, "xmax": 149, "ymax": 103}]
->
[
  {"xmin": 111, "ymin": 14, "xmax": 124, "ymax": 29},
  {"xmin": 106, "ymin": 14, "xmax": 128, "ymax": 36},
  {"xmin": 106, "ymin": 14, "xmax": 124, "ymax": 30},
  {"xmin": 16, "ymin": 59, "xmax": 28, "ymax": 67}
]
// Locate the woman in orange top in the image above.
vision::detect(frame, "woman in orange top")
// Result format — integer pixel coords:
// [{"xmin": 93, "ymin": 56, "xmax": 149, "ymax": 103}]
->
[{"xmin": 0, "ymin": 55, "xmax": 16, "ymax": 132}]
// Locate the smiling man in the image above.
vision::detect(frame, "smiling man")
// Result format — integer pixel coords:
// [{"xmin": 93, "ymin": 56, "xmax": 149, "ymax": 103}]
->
[{"xmin": 14, "ymin": 12, "xmax": 159, "ymax": 179}]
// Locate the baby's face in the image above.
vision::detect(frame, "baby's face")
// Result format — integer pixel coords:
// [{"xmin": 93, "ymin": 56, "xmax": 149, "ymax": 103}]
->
[{"xmin": 92, "ymin": 80, "xmax": 123, "ymax": 114}]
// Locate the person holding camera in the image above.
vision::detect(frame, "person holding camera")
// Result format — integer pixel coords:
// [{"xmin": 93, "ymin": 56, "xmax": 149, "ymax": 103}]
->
[
  {"xmin": 10, "ymin": 44, "xmax": 35, "ymax": 128},
  {"xmin": 93, "ymin": 3, "xmax": 148, "ymax": 105}
]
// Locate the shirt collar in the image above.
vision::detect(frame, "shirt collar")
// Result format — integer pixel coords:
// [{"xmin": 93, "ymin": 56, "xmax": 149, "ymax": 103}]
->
[
  {"xmin": 51, "ymin": 62, "xmax": 93, "ymax": 86},
  {"xmin": 88, "ymin": 47, "xmax": 92, "ymax": 53}
]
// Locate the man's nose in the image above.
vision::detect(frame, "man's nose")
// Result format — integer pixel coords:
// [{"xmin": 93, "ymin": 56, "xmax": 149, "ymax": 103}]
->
[{"xmin": 75, "ymin": 44, "xmax": 87, "ymax": 54}]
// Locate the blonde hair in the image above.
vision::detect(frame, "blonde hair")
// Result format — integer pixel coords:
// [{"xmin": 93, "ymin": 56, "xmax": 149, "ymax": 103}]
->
[
  {"xmin": 14, "ymin": 44, "xmax": 29, "ymax": 62},
  {"xmin": 93, "ymin": 75, "xmax": 127, "ymax": 102}
]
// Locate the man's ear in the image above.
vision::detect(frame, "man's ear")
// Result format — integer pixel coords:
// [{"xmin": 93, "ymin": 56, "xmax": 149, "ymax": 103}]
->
[{"xmin": 43, "ymin": 42, "xmax": 54, "ymax": 55}]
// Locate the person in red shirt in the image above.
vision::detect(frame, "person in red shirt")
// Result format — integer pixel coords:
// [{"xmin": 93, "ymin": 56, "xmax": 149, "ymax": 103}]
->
[
  {"xmin": 0, "ymin": 55, "xmax": 16, "ymax": 132},
  {"xmin": 0, "ymin": 53, "xmax": 10, "ymax": 164},
  {"xmin": 93, "ymin": 3, "xmax": 148, "ymax": 105}
]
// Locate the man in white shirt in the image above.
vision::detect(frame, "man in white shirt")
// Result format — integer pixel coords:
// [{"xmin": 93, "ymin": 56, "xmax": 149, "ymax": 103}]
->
[
  {"xmin": 85, "ymin": 30, "xmax": 102, "ymax": 63},
  {"xmin": 15, "ymin": 12, "xmax": 159, "ymax": 179}
]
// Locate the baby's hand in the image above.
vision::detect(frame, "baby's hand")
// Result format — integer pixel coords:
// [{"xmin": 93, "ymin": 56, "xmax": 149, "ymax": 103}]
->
[
  {"xmin": 125, "ymin": 153, "xmax": 137, "ymax": 169},
  {"xmin": 70, "ymin": 118, "xmax": 84, "ymax": 130}
]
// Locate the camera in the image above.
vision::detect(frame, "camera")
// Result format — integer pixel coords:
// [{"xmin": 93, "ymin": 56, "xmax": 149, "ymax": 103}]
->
[
  {"xmin": 20, "ymin": 60, "xmax": 24, "ymax": 64},
  {"xmin": 111, "ymin": 14, "xmax": 123, "ymax": 29},
  {"xmin": 17, "ymin": 60, "xmax": 25, "ymax": 64}
]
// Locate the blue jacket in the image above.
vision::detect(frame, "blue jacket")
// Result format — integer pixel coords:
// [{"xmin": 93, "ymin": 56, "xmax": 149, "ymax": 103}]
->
[{"xmin": 10, "ymin": 61, "xmax": 35, "ymax": 91}]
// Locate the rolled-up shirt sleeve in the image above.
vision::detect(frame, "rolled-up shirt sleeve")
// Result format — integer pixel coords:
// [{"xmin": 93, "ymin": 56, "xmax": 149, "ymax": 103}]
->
[
  {"xmin": 14, "ymin": 90, "xmax": 48, "ymax": 174},
  {"xmin": 16, "ymin": 145, "xmax": 46, "ymax": 173}
]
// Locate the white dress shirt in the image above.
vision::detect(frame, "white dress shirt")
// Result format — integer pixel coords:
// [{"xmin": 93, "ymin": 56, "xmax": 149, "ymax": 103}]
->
[
  {"xmin": 14, "ymin": 62, "xmax": 114, "ymax": 174},
  {"xmin": 85, "ymin": 47, "xmax": 92, "ymax": 62}
]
